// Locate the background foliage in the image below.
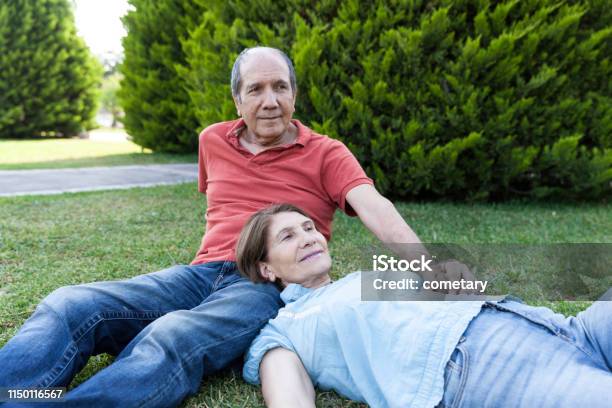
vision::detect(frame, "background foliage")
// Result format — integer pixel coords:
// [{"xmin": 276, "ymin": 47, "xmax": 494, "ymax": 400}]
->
[
  {"xmin": 292, "ymin": 0, "xmax": 612, "ymax": 201},
  {"xmin": 100, "ymin": 72, "xmax": 122, "ymax": 128},
  {"xmin": 119, "ymin": 0, "xmax": 204, "ymax": 152},
  {"xmin": 0, "ymin": 0, "xmax": 101, "ymax": 138},
  {"xmin": 123, "ymin": 0, "xmax": 612, "ymax": 200}
]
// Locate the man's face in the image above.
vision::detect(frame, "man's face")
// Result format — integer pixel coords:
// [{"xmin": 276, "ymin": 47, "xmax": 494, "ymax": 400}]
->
[{"xmin": 233, "ymin": 50, "xmax": 296, "ymax": 144}]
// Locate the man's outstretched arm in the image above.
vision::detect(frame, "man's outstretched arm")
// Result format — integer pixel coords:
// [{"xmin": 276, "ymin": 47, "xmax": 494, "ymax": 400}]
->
[
  {"xmin": 346, "ymin": 184, "xmax": 427, "ymax": 251},
  {"xmin": 346, "ymin": 184, "xmax": 475, "ymax": 291},
  {"xmin": 260, "ymin": 347, "xmax": 316, "ymax": 408}
]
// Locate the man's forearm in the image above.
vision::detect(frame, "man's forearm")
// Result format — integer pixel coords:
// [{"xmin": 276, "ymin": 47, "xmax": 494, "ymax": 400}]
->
[
  {"xmin": 347, "ymin": 184, "xmax": 474, "ymax": 289},
  {"xmin": 362, "ymin": 197, "xmax": 430, "ymax": 260}
]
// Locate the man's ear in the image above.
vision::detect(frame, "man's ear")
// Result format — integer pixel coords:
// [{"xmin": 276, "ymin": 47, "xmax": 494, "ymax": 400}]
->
[
  {"xmin": 291, "ymin": 90, "xmax": 297, "ymax": 112},
  {"xmin": 233, "ymin": 95, "xmax": 242, "ymax": 117},
  {"xmin": 258, "ymin": 262, "xmax": 276, "ymax": 282}
]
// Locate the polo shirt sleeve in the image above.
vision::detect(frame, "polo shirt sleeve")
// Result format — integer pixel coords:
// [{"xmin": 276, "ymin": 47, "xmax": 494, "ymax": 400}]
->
[
  {"xmin": 197, "ymin": 129, "xmax": 208, "ymax": 194},
  {"xmin": 243, "ymin": 322, "xmax": 296, "ymax": 385},
  {"xmin": 321, "ymin": 140, "xmax": 373, "ymax": 216}
]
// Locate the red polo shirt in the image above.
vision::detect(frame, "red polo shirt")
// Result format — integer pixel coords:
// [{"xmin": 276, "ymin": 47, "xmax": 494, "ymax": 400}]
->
[{"xmin": 191, "ymin": 118, "xmax": 373, "ymax": 264}]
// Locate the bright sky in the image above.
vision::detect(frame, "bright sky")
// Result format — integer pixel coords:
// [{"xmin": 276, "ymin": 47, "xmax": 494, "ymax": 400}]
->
[{"xmin": 74, "ymin": 0, "xmax": 131, "ymax": 56}]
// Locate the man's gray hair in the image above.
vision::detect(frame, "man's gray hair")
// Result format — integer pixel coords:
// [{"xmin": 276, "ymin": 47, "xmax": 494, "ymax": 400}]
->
[{"xmin": 231, "ymin": 47, "xmax": 297, "ymax": 100}]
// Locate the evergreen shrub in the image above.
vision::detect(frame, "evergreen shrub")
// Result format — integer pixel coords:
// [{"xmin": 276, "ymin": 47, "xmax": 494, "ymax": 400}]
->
[
  {"xmin": 0, "ymin": 0, "xmax": 101, "ymax": 139},
  {"xmin": 289, "ymin": 0, "xmax": 612, "ymax": 200},
  {"xmin": 119, "ymin": 0, "xmax": 204, "ymax": 152}
]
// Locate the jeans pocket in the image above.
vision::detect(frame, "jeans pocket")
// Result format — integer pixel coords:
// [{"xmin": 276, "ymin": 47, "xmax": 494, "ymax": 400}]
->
[{"xmin": 440, "ymin": 345, "xmax": 469, "ymax": 408}]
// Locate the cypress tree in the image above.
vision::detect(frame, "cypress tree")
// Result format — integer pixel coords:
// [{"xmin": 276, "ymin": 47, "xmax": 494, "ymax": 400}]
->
[
  {"xmin": 0, "ymin": 0, "xmax": 101, "ymax": 139},
  {"xmin": 119, "ymin": 0, "xmax": 204, "ymax": 153}
]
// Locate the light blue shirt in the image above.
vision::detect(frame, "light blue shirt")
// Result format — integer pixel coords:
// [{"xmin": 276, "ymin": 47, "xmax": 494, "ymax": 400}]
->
[{"xmin": 243, "ymin": 272, "xmax": 486, "ymax": 408}]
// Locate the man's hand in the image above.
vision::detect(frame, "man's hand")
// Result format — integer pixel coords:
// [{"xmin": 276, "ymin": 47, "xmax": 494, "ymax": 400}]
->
[{"xmin": 423, "ymin": 260, "xmax": 477, "ymax": 295}]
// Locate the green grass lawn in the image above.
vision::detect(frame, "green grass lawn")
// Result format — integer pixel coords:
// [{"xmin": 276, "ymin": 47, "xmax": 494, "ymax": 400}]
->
[
  {"xmin": 0, "ymin": 134, "xmax": 196, "ymax": 170},
  {"xmin": 0, "ymin": 183, "xmax": 610, "ymax": 407}
]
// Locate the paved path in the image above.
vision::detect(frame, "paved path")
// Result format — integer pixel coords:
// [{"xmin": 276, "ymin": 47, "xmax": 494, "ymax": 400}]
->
[{"xmin": 0, "ymin": 164, "xmax": 198, "ymax": 197}]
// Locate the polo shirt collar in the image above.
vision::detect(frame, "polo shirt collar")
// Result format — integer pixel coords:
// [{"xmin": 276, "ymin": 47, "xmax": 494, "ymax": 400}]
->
[{"xmin": 226, "ymin": 118, "xmax": 312, "ymax": 149}]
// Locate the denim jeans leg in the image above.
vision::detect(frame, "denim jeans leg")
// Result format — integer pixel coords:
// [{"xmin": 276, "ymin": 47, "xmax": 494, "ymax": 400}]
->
[
  {"xmin": 64, "ymin": 269, "xmax": 282, "ymax": 408},
  {"xmin": 493, "ymin": 299, "xmax": 612, "ymax": 372},
  {"xmin": 574, "ymin": 301, "xmax": 612, "ymax": 371},
  {"xmin": 443, "ymin": 305, "xmax": 612, "ymax": 408},
  {"xmin": 0, "ymin": 263, "xmax": 224, "ymax": 390}
]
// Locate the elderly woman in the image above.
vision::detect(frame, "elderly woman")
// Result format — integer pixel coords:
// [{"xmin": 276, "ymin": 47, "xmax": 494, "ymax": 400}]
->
[{"xmin": 235, "ymin": 204, "xmax": 611, "ymax": 408}]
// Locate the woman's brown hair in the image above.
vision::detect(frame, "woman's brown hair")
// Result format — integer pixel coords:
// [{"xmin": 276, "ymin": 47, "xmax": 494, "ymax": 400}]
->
[{"xmin": 236, "ymin": 203, "xmax": 310, "ymax": 283}]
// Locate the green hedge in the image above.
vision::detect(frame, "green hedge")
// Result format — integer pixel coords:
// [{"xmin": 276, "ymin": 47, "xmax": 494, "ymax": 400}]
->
[
  {"xmin": 128, "ymin": 0, "xmax": 612, "ymax": 200},
  {"xmin": 0, "ymin": 0, "xmax": 101, "ymax": 138},
  {"xmin": 292, "ymin": 0, "xmax": 612, "ymax": 200},
  {"xmin": 119, "ymin": 0, "xmax": 204, "ymax": 153}
]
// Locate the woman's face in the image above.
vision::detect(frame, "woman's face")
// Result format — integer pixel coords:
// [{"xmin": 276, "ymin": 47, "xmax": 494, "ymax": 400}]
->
[{"xmin": 259, "ymin": 211, "xmax": 332, "ymax": 288}]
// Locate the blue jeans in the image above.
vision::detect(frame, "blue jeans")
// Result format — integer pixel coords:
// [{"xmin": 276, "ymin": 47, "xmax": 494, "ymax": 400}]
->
[
  {"xmin": 0, "ymin": 261, "xmax": 282, "ymax": 407},
  {"xmin": 440, "ymin": 299, "xmax": 612, "ymax": 408}
]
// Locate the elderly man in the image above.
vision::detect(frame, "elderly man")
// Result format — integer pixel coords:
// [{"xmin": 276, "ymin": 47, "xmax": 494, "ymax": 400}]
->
[{"xmin": 0, "ymin": 47, "xmax": 465, "ymax": 407}]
